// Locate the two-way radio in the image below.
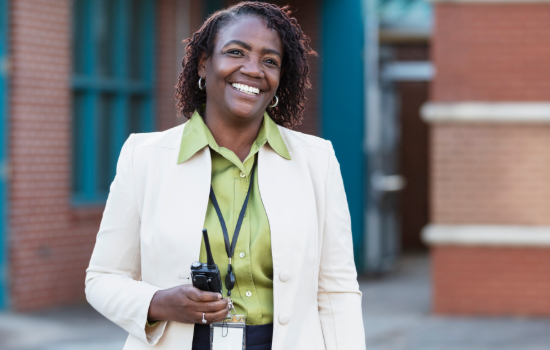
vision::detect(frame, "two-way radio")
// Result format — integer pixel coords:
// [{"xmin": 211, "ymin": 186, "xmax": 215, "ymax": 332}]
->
[{"xmin": 190, "ymin": 229, "xmax": 223, "ymax": 294}]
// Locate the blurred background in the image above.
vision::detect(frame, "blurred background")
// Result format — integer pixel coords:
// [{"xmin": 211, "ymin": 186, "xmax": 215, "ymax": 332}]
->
[{"xmin": 1, "ymin": 0, "xmax": 550, "ymax": 349}]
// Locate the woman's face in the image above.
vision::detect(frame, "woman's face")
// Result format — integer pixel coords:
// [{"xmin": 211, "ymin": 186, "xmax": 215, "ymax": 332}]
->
[{"xmin": 199, "ymin": 16, "xmax": 284, "ymax": 122}]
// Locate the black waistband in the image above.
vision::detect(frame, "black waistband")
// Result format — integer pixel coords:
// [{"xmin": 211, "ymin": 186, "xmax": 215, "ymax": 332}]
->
[{"xmin": 192, "ymin": 323, "xmax": 273, "ymax": 350}]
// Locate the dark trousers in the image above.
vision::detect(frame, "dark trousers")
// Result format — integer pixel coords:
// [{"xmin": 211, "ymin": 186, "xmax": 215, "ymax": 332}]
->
[{"xmin": 192, "ymin": 323, "xmax": 273, "ymax": 350}]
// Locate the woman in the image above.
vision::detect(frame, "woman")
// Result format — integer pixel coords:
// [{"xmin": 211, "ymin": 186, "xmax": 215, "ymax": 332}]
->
[{"xmin": 85, "ymin": 2, "xmax": 365, "ymax": 350}]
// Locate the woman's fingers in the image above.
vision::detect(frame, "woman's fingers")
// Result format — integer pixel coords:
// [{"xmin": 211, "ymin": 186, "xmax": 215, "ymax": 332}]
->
[
  {"xmin": 186, "ymin": 287, "xmax": 222, "ymax": 302},
  {"xmin": 200, "ymin": 307, "xmax": 231, "ymax": 324},
  {"xmin": 195, "ymin": 298, "xmax": 229, "ymax": 313},
  {"xmin": 147, "ymin": 285, "xmax": 231, "ymax": 325}
]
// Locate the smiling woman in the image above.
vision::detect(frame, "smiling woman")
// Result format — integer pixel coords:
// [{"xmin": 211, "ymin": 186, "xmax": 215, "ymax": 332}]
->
[
  {"xmin": 196, "ymin": 15, "xmax": 285, "ymax": 147},
  {"xmin": 176, "ymin": 3, "xmax": 314, "ymax": 129},
  {"xmin": 85, "ymin": 2, "xmax": 365, "ymax": 350}
]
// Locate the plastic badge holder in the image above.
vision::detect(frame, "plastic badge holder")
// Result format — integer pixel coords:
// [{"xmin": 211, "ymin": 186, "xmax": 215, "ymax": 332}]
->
[{"xmin": 210, "ymin": 315, "xmax": 246, "ymax": 350}]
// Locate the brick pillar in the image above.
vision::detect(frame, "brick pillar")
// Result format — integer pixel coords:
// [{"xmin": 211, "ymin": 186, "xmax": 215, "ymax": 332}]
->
[
  {"xmin": 422, "ymin": 1, "xmax": 550, "ymax": 315},
  {"xmin": 157, "ymin": 0, "xmax": 200, "ymax": 130},
  {"xmin": 9, "ymin": 0, "xmax": 93, "ymax": 311},
  {"xmin": 156, "ymin": 0, "xmax": 179, "ymax": 131},
  {"xmin": 288, "ymin": 0, "xmax": 320, "ymax": 136}
]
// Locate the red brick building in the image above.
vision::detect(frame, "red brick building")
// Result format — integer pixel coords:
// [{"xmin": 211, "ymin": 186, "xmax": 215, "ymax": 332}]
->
[{"xmin": 423, "ymin": 0, "xmax": 550, "ymax": 315}]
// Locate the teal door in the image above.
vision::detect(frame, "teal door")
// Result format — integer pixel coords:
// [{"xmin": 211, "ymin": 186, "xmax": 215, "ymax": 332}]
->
[
  {"xmin": 321, "ymin": 0, "xmax": 366, "ymax": 272},
  {"xmin": 0, "ymin": 0, "xmax": 9, "ymax": 309}
]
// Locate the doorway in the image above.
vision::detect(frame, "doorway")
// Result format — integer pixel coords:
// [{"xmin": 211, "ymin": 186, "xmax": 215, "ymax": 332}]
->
[
  {"xmin": 364, "ymin": 0, "xmax": 433, "ymax": 274},
  {"xmin": 365, "ymin": 42, "xmax": 432, "ymax": 273}
]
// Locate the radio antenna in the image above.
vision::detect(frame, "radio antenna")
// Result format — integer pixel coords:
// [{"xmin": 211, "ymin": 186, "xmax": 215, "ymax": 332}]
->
[{"xmin": 202, "ymin": 229, "xmax": 215, "ymax": 268}]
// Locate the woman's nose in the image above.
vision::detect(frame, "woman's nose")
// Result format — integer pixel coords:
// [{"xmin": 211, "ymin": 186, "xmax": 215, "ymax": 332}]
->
[{"xmin": 240, "ymin": 57, "xmax": 264, "ymax": 78}]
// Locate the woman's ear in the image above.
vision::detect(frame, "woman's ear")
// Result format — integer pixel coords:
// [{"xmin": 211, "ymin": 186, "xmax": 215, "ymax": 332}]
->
[{"xmin": 198, "ymin": 52, "xmax": 208, "ymax": 78}]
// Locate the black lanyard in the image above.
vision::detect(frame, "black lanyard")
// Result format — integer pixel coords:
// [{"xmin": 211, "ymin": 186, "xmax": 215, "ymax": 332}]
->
[{"xmin": 209, "ymin": 159, "xmax": 256, "ymax": 297}]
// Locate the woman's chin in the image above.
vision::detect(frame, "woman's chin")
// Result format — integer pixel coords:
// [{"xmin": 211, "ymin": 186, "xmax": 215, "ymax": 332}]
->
[{"xmin": 226, "ymin": 103, "xmax": 264, "ymax": 121}]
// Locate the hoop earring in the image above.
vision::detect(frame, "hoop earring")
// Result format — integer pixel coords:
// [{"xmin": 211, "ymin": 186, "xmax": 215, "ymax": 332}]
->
[
  {"xmin": 268, "ymin": 95, "xmax": 279, "ymax": 108},
  {"xmin": 198, "ymin": 76, "xmax": 206, "ymax": 90}
]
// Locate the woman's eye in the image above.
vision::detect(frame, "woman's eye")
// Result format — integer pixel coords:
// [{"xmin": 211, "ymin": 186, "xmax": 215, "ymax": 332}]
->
[
  {"xmin": 227, "ymin": 49, "xmax": 243, "ymax": 55},
  {"xmin": 265, "ymin": 58, "xmax": 278, "ymax": 66}
]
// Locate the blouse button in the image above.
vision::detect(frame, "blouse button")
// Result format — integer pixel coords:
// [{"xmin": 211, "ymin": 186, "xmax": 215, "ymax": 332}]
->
[
  {"xmin": 240, "ymin": 172, "xmax": 246, "ymax": 178},
  {"xmin": 245, "ymin": 291, "xmax": 252, "ymax": 297},
  {"xmin": 239, "ymin": 252, "xmax": 245, "ymax": 258}
]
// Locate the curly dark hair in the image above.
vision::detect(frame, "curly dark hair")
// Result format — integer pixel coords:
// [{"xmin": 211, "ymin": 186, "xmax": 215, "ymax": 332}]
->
[{"xmin": 175, "ymin": 2, "xmax": 316, "ymax": 128}]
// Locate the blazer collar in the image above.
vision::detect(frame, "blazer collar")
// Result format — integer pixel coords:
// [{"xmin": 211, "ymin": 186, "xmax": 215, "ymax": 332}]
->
[{"xmin": 177, "ymin": 110, "xmax": 291, "ymax": 164}]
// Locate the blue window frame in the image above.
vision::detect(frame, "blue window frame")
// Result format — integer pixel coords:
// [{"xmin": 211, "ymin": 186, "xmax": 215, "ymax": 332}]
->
[
  {"xmin": 72, "ymin": 0, "xmax": 155, "ymax": 204},
  {"xmin": 0, "ymin": 0, "xmax": 9, "ymax": 309}
]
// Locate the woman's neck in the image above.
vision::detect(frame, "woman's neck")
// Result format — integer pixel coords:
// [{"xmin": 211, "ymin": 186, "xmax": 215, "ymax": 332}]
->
[{"xmin": 203, "ymin": 106, "xmax": 263, "ymax": 162}]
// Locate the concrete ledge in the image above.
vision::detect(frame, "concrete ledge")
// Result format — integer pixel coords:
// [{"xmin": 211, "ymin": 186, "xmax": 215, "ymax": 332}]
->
[
  {"xmin": 422, "ymin": 224, "xmax": 550, "ymax": 247},
  {"xmin": 421, "ymin": 102, "xmax": 550, "ymax": 124}
]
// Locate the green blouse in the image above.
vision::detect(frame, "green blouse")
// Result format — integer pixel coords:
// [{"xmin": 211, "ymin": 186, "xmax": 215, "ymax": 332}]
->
[{"xmin": 177, "ymin": 111, "xmax": 290, "ymax": 325}]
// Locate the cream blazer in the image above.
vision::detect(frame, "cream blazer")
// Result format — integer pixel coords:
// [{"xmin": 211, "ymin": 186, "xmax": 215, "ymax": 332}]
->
[{"xmin": 85, "ymin": 122, "xmax": 366, "ymax": 350}]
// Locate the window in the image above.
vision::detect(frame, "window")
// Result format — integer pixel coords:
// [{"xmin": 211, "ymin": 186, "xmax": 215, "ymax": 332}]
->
[{"xmin": 72, "ymin": 0, "xmax": 155, "ymax": 204}]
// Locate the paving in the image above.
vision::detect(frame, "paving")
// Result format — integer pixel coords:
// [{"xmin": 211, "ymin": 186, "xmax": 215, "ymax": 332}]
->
[
  {"xmin": 1, "ymin": 254, "xmax": 549, "ymax": 349},
  {"xmin": 0, "ymin": 304, "xmax": 127, "ymax": 350},
  {"xmin": 360, "ymin": 255, "xmax": 550, "ymax": 350}
]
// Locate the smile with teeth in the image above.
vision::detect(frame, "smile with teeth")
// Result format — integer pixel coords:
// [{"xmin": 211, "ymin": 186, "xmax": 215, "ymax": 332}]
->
[{"xmin": 232, "ymin": 83, "xmax": 260, "ymax": 95}]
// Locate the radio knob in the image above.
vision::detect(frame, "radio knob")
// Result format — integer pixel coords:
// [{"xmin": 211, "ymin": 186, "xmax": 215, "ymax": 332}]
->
[{"xmin": 191, "ymin": 261, "xmax": 202, "ymax": 270}]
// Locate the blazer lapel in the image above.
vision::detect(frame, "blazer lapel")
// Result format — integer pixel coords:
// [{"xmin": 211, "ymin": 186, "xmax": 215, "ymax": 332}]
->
[
  {"xmin": 258, "ymin": 144, "xmax": 319, "ymax": 283},
  {"xmin": 150, "ymin": 145, "xmax": 212, "ymax": 288}
]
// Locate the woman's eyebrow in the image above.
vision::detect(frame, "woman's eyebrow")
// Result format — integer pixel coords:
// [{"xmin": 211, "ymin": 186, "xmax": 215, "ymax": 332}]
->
[
  {"xmin": 222, "ymin": 39, "xmax": 282, "ymax": 58},
  {"xmin": 261, "ymin": 48, "xmax": 282, "ymax": 59},
  {"xmin": 222, "ymin": 40, "xmax": 252, "ymax": 50}
]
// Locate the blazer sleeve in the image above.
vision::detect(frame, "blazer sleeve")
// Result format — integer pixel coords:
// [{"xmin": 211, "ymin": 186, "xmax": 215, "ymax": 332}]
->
[
  {"xmin": 317, "ymin": 141, "xmax": 366, "ymax": 350},
  {"xmin": 85, "ymin": 134, "xmax": 167, "ymax": 345}
]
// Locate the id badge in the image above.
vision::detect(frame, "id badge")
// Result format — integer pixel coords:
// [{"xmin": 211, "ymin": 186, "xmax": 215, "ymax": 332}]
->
[{"xmin": 210, "ymin": 315, "xmax": 246, "ymax": 350}]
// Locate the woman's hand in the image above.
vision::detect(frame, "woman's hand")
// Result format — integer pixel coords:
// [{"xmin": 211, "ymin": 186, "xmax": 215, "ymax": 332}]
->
[{"xmin": 147, "ymin": 285, "xmax": 230, "ymax": 325}]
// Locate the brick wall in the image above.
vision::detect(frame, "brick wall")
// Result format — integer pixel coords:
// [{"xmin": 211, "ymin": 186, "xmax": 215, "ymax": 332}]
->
[
  {"xmin": 431, "ymin": 4, "xmax": 550, "ymax": 225},
  {"xmin": 156, "ymin": 0, "xmax": 178, "ymax": 131},
  {"xmin": 432, "ymin": 246, "xmax": 550, "ymax": 315},
  {"xmin": 288, "ymin": 0, "xmax": 320, "ymax": 136},
  {"xmin": 433, "ymin": 3, "xmax": 550, "ymax": 102},
  {"xmin": 429, "ymin": 2, "xmax": 550, "ymax": 315},
  {"xmin": 9, "ymin": 0, "xmax": 95, "ymax": 311},
  {"xmin": 432, "ymin": 124, "xmax": 550, "ymax": 225}
]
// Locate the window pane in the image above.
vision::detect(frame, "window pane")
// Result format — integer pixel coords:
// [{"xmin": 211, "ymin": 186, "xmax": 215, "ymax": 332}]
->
[
  {"xmin": 96, "ymin": 93, "xmax": 115, "ymax": 194},
  {"xmin": 72, "ymin": 0, "xmax": 155, "ymax": 204},
  {"xmin": 129, "ymin": 95, "xmax": 147, "ymax": 134},
  {"xmin": 72, "ymin": 0, "xmax": 87, "ymax": 75},
  {"xmin": 129, "ymin": 0, "xmax": 147, "ymax": 81},
  {"xmin": 94, "ymin": 0, "xmax": 117, "ymax": 78},
  {"xmin": 72, "ymin": 91, "xmax": 86, "ymax": 195}
]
